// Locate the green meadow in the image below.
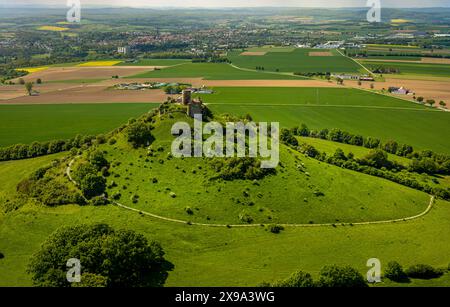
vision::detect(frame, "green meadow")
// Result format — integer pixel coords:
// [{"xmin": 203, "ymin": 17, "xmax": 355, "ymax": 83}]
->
[
  {"xmin": 0, "ymin": 103, "xmax": 158, "ymax": 147},
  {"xmin": 199, "ymin": 87, "xmax": 450, "ymax": 154},
  {"xmin": 228, "ymin": 48, "xmax": 361, "ymax": 73},
  {"xmin": 0, "ymin": 123, "xmax": 449, "ymax": 287},
  {"xmin": 129, "ymin": 62, "xmax": 305, "ymax": 80},
  {"xmin": 360, "ymin": 60, "xmax": 450, "ymax": 77}
]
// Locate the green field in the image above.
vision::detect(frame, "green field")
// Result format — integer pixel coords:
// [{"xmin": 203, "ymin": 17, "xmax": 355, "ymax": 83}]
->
[
  {"xmin": 129, "ymin": 62, "xmax": 306, "ymax": 80},
  {"xmin": 117, "ymin": 59, "xmax": 191, "ymax": 66},
  {"xmin": 0, "ymin": 103, "xmax": 157, "ymax": 147},
  {"xmin": 360, "ymin": 60, "xmax": 450, "ymax": 77},
  {"xmin": 199, "ymin": 87, "xmax": 450, "ymax": 154},
  {"xmin": 228, "ymin": 48, "xmax": 362, "ymax": 73},
  {"xmin": 0, "ymin": 118, "xmax": 449, "ymax": 287}
]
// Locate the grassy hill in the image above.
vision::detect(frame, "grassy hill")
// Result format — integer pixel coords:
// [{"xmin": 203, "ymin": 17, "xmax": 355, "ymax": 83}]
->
[
  {"xmin": 0, "ymin": 109, "xmax": 448, "ymax": 287},
  {"xmin": 228, "ymin": 48, "xmax": 361, "ymax": 73}
]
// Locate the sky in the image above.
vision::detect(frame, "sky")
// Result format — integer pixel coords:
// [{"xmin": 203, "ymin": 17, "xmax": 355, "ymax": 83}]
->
[{"xmin": 2, "ymin": 0, "xmax": 450, "ymax": 8}]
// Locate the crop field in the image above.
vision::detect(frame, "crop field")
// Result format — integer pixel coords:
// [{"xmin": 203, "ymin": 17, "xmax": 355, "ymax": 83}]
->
[
  {"xmin": 199, "ymin": 87, "xmax": 450, "ymax": 153},
  {"xmin": 228, "ymin": 48, "xmax": 362, "ymax": 73},
  {"xmin": 77, "ymin": 61, "xmax": 123, "ymax": 67},
  {"xmin": 37, "ymin": 26, "xmax": 69, "ymax": 32},
  {"xmin": 129, "ymin": 62, "xmax": 306, "ymax": 80},
  {"xmin": 0, "ymin": 103, "xmax": 157, "ymax": 147},
  {"xmin": 360, "ymin": 60, "xmax": 450, "ymax": 77},
  {"xmin": 15, "ymin": 66, "xmax": 49, "ymax": 73},
  {"xmin": 117, "ymin": 59, "xmax": 191, "ymax": 66}
]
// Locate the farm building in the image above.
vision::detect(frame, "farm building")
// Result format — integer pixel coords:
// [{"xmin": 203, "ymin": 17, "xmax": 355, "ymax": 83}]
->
[{"xmin": 388, "ymin": 87, "xmax": 410, "ymax": 95}]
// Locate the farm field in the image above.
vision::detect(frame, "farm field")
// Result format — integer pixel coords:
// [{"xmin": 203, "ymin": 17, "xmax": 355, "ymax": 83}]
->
[
  {"xmin": 199, "ymin": 87, "xmax": 450, "ymax": 153},
  {"xmin": 117, "ymin": 59, "xmax": 191, "ymax": 66},
  {"xmin": 129, "ymin": 62, "xmax": 306, "ymax": 80},
  {"xmin": 0, "ymin": 103, "xmax": 157, "ymax": 147},
  {"xmin": 228, "ymin": 48, "xmax": 361, "ymax": 73},
  {"xmin": 0, "ymin": 118, "xmax": 449, "ymax": 287},
  {"xmin": 360, "ymin": 60, "xmax": 450, "ymax": 77},
  {"xmin": 77, "ymin": 61, "xmax": 123, "ymax": 67}
]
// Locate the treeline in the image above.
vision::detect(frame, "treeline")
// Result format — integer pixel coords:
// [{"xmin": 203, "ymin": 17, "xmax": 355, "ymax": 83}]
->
[
  {"xmin": 368, "ymin": 66, "xmax": 401, "ymax": 74},
  {"xmin": 280, "ymin": 125, "xmax": 450, "ymax": 200},
  {"xmin": 288, "ymin": 124, "xmax": 450, "ymax": 175},
  {"xmin": 0, "ymin": 134, "xmax": 99, "ymax": 162},
  {"xmin": 294, "ymin": 72, "xmax": 331, "ymax": 77}
]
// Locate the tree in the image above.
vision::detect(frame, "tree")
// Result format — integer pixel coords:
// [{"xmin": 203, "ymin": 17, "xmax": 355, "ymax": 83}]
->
[
  {"xmin": 79, "ymin": 174, "xmax": 106, "ymax": 198},
  {"xmin": 336, "ymin": 77, "xmax": 344, "ymax": 85},
  {"xmin": 36, "ymin": 78, "xmax": 42, "ymax": 84},
  {"xmin": 126, "ymin": 122, "xmax": 154, "ymax": 148},
  {"xmin": 28, "ymin": 224, "xmax": 170, "ymax": 287},
  {"xmin": 370, "ymin": 83, "xmax": 375, "ymax": 89},
  {"xmin": 18, "ymin": 78, "xmax": 25, "ymax": 85},
  {"xmin": 89, "ymin": 150, "xmax": 108, "ymax": 170},
  {"xmin": 25, "ymin": 82, "xmax": 33, "ymax": 96},
  {"xmin": 417, "ymin": 96, "xmax": 424, "ymax": 103},
  {"xmin": 297, "ymin": 123, "xmax": 310, "ymax": 137},
  {"xmin": 361, "ymin": 149, "xmax": 391, "ymax": 169},
  {"xmin": 317, "ymin": 265, "xmax": 368, "ymax": 287},
  {"xmin": 383, "ymin": 140, "xmax": 398, "ymax": 154},
  {"xmin": 439, "ymin": 100, "xmax": 446, "ymax": 108},
  {"xmin": 358, "ymin": 81, "xmax": 362, "ymax": 86},
  {"xmin": 272, "ymin": 271, "xmax": 315, "ymax": 287},
  {"xmin": 426, "ymin": 99, "xmax": 436, "ymax": 107},
  {"xmin": 384, "ymin": 261, "xmax": 408, "ymax": 282},
  {"xmin": 333, "ymin": 148, "xmax": 347, "ymax": 161}
]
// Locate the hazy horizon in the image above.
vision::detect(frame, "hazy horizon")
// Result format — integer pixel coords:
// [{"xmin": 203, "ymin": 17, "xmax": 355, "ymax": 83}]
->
[{"xmin": 2, "ymin": 0, "xmax": 450, "ymax": 8}]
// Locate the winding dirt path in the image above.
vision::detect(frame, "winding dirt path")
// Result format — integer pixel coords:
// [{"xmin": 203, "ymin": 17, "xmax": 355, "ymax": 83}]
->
[{"xmin": 66, "ymin": 158, "xmax": 435, "ymax": 228}]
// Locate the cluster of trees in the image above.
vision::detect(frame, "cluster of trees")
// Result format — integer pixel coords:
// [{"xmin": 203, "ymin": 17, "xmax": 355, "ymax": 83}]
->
[
  {"xmin": 288, "ymin": 124, "xmax": 450, "ymax": 175},
  {"xmin": 72, "ymin": 151, "xmax": 109, "ymax": 199},
  {"xmin": 28, "ymin": 224, "xmax": 170, "ymax": 287},
  {"xmin": 211, "ymin": 157, "xmax": 276, "ymax": 181},
  {"xmin": 163, "ymin": 84, "xmax": 188, "ymax": 94},
  {"xmin": 294, "ymin": 72, "xmax": 331, "ymax": 78},
  {"xmin": 384, "ymin": 261, "xmax": 446, "ymax": 282},
  {"xmin": 0, "ymin": 135, "xmax": 96, "ymax": 162},
  {"xmin": 296, "ymin": 143, "xmax": 450, "ymax": 200},
  {"xmin": 126, "ymin": 121, "xmax": 155, "ymax": 148},
  {"xmin": 17, "ymin": 164, "xmax": 86, "ymax": 207},
  {"xmin": 0, "ymin": 67, "xmax": 27, "ymax": 82},
  {"xmin": 263, "ymin": 265, "xmax": 368, "ymax": 288}
]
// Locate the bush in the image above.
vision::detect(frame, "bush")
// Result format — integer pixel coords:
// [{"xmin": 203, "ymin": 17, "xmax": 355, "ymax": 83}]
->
[
  {"xmin": 211, "ymin": 157, "xmax": 275, "ymax": 181},
  {"xmin": 89, "ymin": 150, "xmax": 108, "ymax": 170},
  {"xmin": 272, "ymin": 271, "xmax": 315, "ymax": 287},
  {"xmin": 405, "ymin": 264, "xmax": 443, "ymax": 279},
  {"xmin": 90, "ymin": 196, "xmax": 109, "ymax": 206},
  {"xmin": 0, "ymin": 252, "xmax": 4, "ymax": 259},
  {"xmin": 317, "ymin": 265, "xmax": 368, "ymax": 287},
  {"xmin": 126, "ymin": 122, "xmax": 154, "ymax": 148},
  {"xmin": 268, "ymin": 224, "xmax": 284, "ymax": 234},
  {"xmin": 384, "ymin": 261, "xmax": 408, "ymax": 282},
  {"xmin": 79, "ymin": 174, "xmax": 106, "ymax": 199},
  {"xmin": 27, "ymin": 224, "xmax": 169, "ymax": 287}
]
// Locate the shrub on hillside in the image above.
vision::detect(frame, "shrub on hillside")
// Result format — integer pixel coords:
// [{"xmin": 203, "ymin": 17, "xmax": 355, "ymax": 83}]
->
[
  {"xmin": 384, "ymin": 261, "xmax": 408, "ymax": 282},
  {"xmin": 211, "ymin": 157, "xmax": 276, "ymax": 181},
  {"xmin": 126, "ymin": 122, "xmax": 154, "ymax": 148},
  {"xmin": 405, "ymin": 264, "xmax": 443, "ymax": 279},
  {"xmin": 28, "ymin": 224, "xmax": 170, "ymax": 287},
  {"xmin": 89, "ymin": 150, "xmax": 109, "ymax": 171},
  {"xmin": 317, "ymin": 265, "xmax": 368, "ymax": 287},
  {"xmin": 79, "ymin": 174, "xmax": 106, "ymax": 199},
  {"xmin": 271, "ymin": 271, "xmax": 315, "ymax": 287}
]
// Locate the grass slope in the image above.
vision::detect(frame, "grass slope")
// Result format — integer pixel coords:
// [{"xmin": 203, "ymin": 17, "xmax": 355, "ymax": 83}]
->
[
  {"xmin": 0, "ymin": 103, "xmax": 158, "ymax": 147},
  {"xmin": 129, "ymin": 63, "xmax": 305, "ymax": 80},
  {"xmin": 199, "ymin": 87, "xmax": 450, "ymax": 153},
  {"xmin": 0, "ymin": 153, "xmax": 448, "ymax": 287},
  {"xmin": 229, "ymin": 48, "xmax": 361, "ymax": 73},
  {"xmin": 99, "ymin": 114, "xmax": 429, "ymax": 225}
]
